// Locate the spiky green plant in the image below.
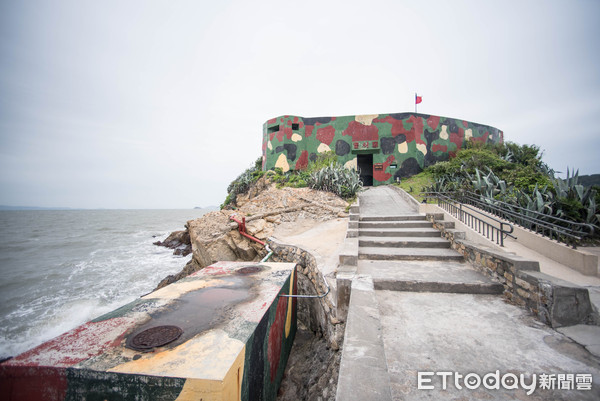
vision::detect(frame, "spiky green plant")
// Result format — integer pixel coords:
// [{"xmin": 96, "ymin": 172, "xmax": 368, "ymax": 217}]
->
[{"xmin": 307, "ymin": 162, "xmax": 362, "ymax": 199}]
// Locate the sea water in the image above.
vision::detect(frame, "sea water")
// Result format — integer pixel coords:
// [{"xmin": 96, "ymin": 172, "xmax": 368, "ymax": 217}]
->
[{"xmin": 0, "ymin": 209, "xmax": 211, "ymax": 360}]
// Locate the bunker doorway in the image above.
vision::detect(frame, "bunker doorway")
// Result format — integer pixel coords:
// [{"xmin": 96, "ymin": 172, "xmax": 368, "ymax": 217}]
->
[{"xmin": 357, "ymin": 154, "xmax": 373, "ymax": 186}]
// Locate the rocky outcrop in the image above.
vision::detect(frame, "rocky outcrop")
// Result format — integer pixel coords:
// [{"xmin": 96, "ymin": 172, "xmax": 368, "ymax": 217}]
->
[
  {"xmin": 153, "ymin": 230, "xmax": 192, "ymax": 256},
  {"xmin": 154, "ymin": 176, "xmax": 348, "ymax": 290},
  {"xmin": 277, "ymin": 327, "xmax": 340, "ymax": 401}
]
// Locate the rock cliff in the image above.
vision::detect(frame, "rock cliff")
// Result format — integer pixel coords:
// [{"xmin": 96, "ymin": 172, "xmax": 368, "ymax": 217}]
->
[{"xmin": 155, "ymin": 176, "xmax": 348, "ymax": 289}]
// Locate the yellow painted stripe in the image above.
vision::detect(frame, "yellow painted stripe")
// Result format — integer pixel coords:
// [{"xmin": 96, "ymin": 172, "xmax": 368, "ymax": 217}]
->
[{"xmin": 285, "ymin": 267, "xmax": 295, "ymax": 338}]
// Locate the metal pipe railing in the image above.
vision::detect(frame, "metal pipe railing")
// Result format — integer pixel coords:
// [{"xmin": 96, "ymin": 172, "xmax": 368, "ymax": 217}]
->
[
  {"xmin": 424, "ymin": 192, "xmax": 515, "ymax": 246},
  {"xmin": 439, "ymin": 191, "xmax": 595, "ymax": 248}
]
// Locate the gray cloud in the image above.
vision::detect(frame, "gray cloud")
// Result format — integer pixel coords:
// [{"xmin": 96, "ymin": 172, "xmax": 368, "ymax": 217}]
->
[{"xmin": 1, "ymin": 0, "xmax": 599, "ymax": 208}]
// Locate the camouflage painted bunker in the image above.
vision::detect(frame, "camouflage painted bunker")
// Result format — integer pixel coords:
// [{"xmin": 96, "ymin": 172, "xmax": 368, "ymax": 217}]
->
[
  {"xmin": 0, "ymin": 261, "xmax": 298, "ymax": 401},
  {"xmin": 262, "ymin": 113, "xmax": 503, "ymax": 185}
]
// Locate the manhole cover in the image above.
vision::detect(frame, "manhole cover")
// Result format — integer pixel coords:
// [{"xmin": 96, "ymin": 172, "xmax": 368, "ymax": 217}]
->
[
  {"xmin": 236, "ymin": 265, "xmax": 264, "ymax": 275},
  {"xmin": 127, "ymin": 325, "xmax": 183, "ymax": 351}
]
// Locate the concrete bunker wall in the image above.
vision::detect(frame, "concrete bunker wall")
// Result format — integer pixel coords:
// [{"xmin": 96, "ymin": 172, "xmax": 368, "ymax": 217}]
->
[{"xmin": 262, "ymin": 112, "xmax": 503, "ymax": 186}]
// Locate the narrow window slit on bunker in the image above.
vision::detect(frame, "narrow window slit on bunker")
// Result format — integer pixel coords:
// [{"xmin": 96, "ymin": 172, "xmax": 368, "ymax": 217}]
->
[
  {"xmin": 268, "ymin": 125, "xmax": 280, "ymax": 134},
  {"xmin": 291, "ymin": 123, "xmax": 299, "ymax": 130}
]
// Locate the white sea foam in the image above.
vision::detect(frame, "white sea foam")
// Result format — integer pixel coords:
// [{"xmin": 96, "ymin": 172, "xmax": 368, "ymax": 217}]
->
[{"xmin": 0, "ymin": 209, "xmax": 208, "ymax": 360}]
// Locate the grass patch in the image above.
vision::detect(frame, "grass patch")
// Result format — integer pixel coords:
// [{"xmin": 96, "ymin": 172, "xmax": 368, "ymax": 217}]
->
[{"xmin": 394, "ymin": 171, "xmax": 434, "ymax": 202}]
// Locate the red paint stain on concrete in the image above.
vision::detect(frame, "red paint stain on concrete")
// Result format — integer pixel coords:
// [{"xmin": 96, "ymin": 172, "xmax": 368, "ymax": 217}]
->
[
  {"xmin": 0, "ymin": 366, "xmax": 68, "ymax": 401},
  {"xmin": 6, "ymin": 318, "xmax": 135, "ymax": 368},
  {"xmin": 268, "ymin": 296, "xmax": 287, "ymax": 382}
]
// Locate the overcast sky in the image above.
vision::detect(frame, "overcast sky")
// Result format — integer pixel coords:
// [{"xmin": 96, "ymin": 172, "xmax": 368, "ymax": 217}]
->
[{"xmin": 1, "ymin": 0, "xmax": 599, "ymax": 209}]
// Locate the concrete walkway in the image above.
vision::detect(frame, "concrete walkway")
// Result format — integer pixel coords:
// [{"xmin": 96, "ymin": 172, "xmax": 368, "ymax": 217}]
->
[{"xmin": 336, "ymin": 187, "xmax": 600, "ymax": 400}]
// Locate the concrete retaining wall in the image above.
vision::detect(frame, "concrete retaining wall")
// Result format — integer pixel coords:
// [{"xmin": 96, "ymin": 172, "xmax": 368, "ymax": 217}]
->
[
  {"xmin": 268, "ymin": 239, "xmax": 345, "ymax": 350},
  {"xmin": 507, "ymin": 224, "xmax": 599, "ymax": 277},
  {"xmin": 426, "ymin": 214, "xmax": 595, "ymax": 328}
]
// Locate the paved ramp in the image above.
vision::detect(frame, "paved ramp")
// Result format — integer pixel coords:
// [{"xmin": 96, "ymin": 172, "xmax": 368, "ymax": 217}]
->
[
  {"xmin": 358, "ymin": 186, "xmax": 418, "ymax": 216},
  {"xmin": 337, "ymin": 186, "xmax": 600, "ymax": 400}
]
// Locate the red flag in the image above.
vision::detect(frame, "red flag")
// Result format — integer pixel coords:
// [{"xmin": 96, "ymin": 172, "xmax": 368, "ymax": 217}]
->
[{"xmin": 415, "ymin": 94, "xmax": 423, "ymax": 104}]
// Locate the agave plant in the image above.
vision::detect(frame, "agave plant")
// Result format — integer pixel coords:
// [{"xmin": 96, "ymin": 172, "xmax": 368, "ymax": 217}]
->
[{"xmin": 308, "ymin": 162, "xmax": 363, "ymax": 199}]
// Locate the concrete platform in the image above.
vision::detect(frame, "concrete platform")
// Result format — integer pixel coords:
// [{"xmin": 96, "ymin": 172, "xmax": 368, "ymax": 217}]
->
[
  {"xmin": 359, "ymin": 186, "xmax": 418, "ymax": 216},
  {"xmin": 377, "ymin": 290, "xmax": 600, "ymax": 400},
  {"xmin": 359, "ymin": 227, "xmax": 442, "ymax": 237},
  {"xmin": 359, "ymin": 236, "xmax": 451, "ymax": 248},
  {"xmin": 359, "ymin": 221, "xmax": 433, "ymax": 229},
  {"xmin": 360, "ymin": 215, "xmax": 427, "ymax": 221},
  {"xmin": 0, "ymin": 261, "xmax": 298, "ymax": 400},
  {"xmin": 359, "ymin": 247, "xmax": 465, "ymax": 261},
  {"xmin": 358, "ymin": 260, "xmax": 504, "ymax": 294},
  {"xmin": 558, "ymin": 325, "xmax": 600, "ymax": 358}
]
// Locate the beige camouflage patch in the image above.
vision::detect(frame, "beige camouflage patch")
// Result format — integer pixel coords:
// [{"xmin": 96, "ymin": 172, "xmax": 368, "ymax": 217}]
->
[
  {"xmin": 344, "ymin": 158, "xmax": 357, "ymax": 170},
  {"xmin": 440, "ymin": 125, "xmax": 449, "ymax": 140},
  {"xmin": 355, "ymin": 114, "xmax": 379, "ymax": 126},
  {"xmin": 275, "ymin": 153, "xmax": 290, "ymax": 172},
  {"xmin": 317, "ymin": 143, "xmax": 331, "ymax": 153}
]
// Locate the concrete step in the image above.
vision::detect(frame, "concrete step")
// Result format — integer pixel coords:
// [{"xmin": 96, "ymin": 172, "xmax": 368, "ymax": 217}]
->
[
  {"xmin": 358, "ymin": 260, "xmax": 504, "ymax": 295},
  {"xmin": 359, "ymin": 228, "xmax": 441, "ymax": 238},
  {"xmin": 359, "ymin": 236, "xmax": 451, "ymax": 249},
  {"xmin": 359, "ymin": 247, "xmax": 464, "ymax": 261},
  {"xmin": 359, "ymin": 215, "xmax": 426, "ymax": 222},
  {"xmin": 359, "ymin": 221, "xmax": 432, "ymax": 229},
  {"xmin": 373, "ymin": 291, "xmax": 599, "ymax": 400},
  {"xmin": 336, "ymin": 276, "xmax": 393, "ymax": 401}
]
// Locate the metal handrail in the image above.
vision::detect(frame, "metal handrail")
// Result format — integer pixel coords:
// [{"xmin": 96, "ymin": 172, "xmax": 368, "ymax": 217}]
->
[
  {"xmin": 459, "ymin": 191, "xmax": 594, "ymax": 233},
  {"xmin": 425, "ymin": 192, "xmax": 515, "ymax": 246},
  {"xmin": 431, "ymin": 191, "xmax": 594, "ymax": 248},
  {"xmin": 457, "ymin": 191, "xmax": 594, "ymax": 247}
]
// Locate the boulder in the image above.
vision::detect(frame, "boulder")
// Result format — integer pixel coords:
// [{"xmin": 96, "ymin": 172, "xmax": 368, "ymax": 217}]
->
[{"xmin": 156, "ymin": 178, "xmax": 350, "ymax": 287}]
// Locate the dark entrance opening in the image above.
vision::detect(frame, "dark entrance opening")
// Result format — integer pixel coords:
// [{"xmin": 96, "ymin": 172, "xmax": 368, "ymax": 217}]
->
[{"xmin": 357, "ymin": 154, "xmax": 373, "ymax": 186}]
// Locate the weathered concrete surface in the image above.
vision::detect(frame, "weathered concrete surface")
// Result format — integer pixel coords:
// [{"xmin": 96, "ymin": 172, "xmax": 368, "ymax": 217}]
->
[
  {"xmin": 273, "ymin": 217, "xmax": 348, "ymax": 278},
  {"xmin": 359, "ymin": 236, "xmax": 450, "ymax": 248},
  {"xmin": 558, "ymin": 325, "xmax": 600, "ymax": 358},
  {"xmin": 358, "ymin": 260, "xmax": 503, "ymax": 294},
  {"xmin": 377, "ymin": 290, "xmax": 600, "ymax": 400},
  {"xmin": 359, "ymin": 186, "xmax": 418, "ymax": 216},
  {"xmin": 0, "ymin": 261, "xmax": 297, "ymax": 400},
  {"xmin": 359, "ymin": 246, "xmax": 465, "ymax": 261}
]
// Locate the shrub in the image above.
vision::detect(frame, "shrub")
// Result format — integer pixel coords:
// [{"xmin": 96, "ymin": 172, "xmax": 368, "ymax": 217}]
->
[{"xmin": 221, "ymin": 157, "xmax": 263, "ymax": 209}]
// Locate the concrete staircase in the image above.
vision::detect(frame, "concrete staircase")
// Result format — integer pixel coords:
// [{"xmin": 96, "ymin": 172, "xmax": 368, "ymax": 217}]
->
[
  {"xmin": 337, "ymin": 188, "xmax": 508, "ymax": 401},
  {"xmin": 336, "ymin": 187, "xmax": 600, "ymax": 400},
  {"xmin": 358, "ymin": 215, "xmax": 465, "ymax": 262}
]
